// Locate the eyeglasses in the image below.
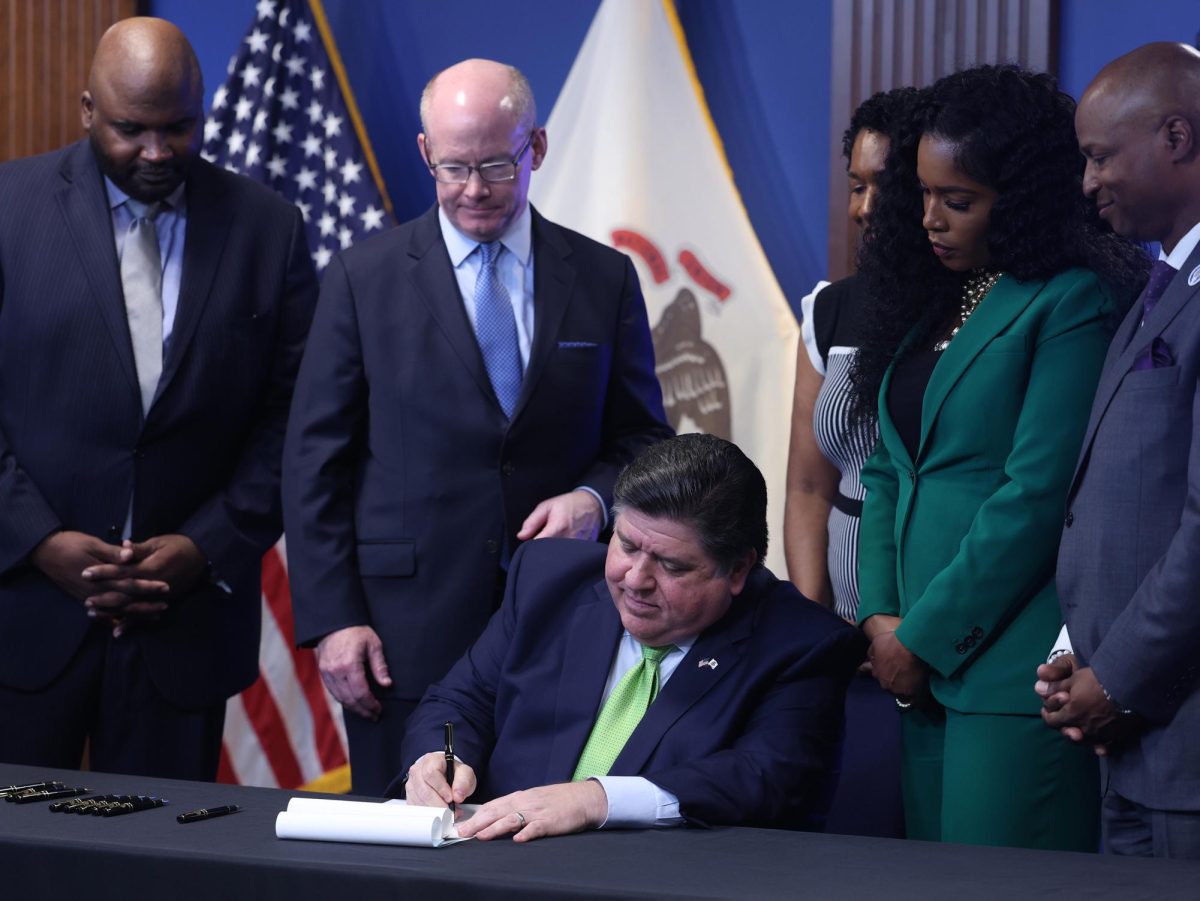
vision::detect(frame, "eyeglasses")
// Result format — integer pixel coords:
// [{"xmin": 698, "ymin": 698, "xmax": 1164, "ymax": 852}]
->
[{"xmin": 426, "ymin": 131, "xmax": 534, "ymax": 184}]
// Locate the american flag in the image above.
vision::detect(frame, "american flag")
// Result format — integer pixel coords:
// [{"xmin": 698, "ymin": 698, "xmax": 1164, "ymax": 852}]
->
[{"xmin": 201, "ymin": 0, "xmax": 395, "ymax": 791}]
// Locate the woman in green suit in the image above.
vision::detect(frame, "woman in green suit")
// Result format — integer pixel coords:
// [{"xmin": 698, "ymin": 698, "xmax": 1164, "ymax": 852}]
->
[{"xmin": 850, "ymin": 66, "xmax": 1148, "ymax": 850}]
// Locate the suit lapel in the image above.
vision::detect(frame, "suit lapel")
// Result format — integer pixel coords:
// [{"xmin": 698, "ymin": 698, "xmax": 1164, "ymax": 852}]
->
[
  {"xmin": 157, "ymin": 160, "xmax": 232, "ymax": 407},
  {"xmin": 916, "ymin": 275, "xmax": 1038, "ymax": 461},
  {"xmin": 1107, "ymin": 251, "xmax": 1200, "ymax": 384},
  {"xmin": 54, "ymin": 142, "xmax": 139, "ymax": 398},
  {"xmin": 544, "ymin": 581, "xmax": 624, "ymax": 781},
  {"xmin": 1073, "ymin": 249, "xmax": 1200, "ymax": 493},
  {"xmin": 408, "ymin": 208, "xmax": 498, "ymax": 406},
  {"xmin": 514, "ymin": 207, "xmax": 575, "ymax": 423},
  {"xmin": 608, "ymin": 582, "xmax": 755, "ymax": 776}
]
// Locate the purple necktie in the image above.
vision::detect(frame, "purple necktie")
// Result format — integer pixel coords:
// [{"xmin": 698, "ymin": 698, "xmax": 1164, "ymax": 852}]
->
[{"xmin": 1133, "ymin": 260, "xmax": 1177, "ymax": 371}]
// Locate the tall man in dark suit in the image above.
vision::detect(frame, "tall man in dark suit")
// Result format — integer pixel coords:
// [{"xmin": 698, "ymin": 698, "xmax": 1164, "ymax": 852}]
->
[
  {"xmin": 0, "ymin": 18, "xmax": 317, "ymax": 780},
  {"xmin": 1037, "ymin": 42, "xmax": 1200, "ymax": 857},
  {"xmin": 284, "ymin": 59, "xmax": 671, "ymax": 794},
  {"xmin": 402, "ymin": 435, "xmax": 862, "ymax": 841}
]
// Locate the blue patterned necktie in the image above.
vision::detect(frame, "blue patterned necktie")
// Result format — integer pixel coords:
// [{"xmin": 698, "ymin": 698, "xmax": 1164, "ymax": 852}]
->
[{"xmin": 473, "ymin": 241, "xmax": 523, "ymax": 418}]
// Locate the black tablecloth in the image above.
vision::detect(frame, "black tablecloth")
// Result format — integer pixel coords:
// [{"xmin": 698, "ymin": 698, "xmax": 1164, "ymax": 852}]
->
[{"xmin": 1, "ymin": 763, "xmax": 1197, "ymax": 900}]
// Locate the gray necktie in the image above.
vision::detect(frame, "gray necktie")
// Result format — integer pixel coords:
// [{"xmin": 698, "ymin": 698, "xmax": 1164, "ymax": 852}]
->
[{"xmin": 121, "ymin": 200, "xmax": 163, "ymax": 414}]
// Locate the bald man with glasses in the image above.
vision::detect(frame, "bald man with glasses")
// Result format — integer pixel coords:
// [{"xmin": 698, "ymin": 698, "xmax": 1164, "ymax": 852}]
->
[{"xmin": 283, "ymin": 58, "xmax": 672, "ymax": 795}]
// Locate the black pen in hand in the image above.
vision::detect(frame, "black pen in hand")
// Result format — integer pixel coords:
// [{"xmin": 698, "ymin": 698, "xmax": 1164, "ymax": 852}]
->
[{"xmin": 443, "ymin": 721, "xmax": 455, "ymax": 813}]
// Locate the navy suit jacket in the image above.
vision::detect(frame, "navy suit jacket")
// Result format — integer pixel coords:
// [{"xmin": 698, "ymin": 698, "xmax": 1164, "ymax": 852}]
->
[
  {"xmin": 401, "ymin": 539, "xmax": 864, "ymax": 830},
  {"xmin": 1058, "ymin": 243, "xmax": 1200, "ymax": 810},
  {"xmin": 284, "ymin": 206, "xmax": 672, "ymax": 697},
  {"xmin": 0, "ymin": 140, "xmax": 317, "ymax": 708}
]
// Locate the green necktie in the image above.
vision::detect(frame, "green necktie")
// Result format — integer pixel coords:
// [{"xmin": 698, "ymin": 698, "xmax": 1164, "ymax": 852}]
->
[{"xmin": 572, "ymin": 643, "xmax": 675, "ymax": 781}]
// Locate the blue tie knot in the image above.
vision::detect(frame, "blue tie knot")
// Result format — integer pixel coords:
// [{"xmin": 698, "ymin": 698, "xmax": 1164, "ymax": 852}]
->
[{"xmin": 479, "ymin": 241, "xmax": 502, "ymax": 268}]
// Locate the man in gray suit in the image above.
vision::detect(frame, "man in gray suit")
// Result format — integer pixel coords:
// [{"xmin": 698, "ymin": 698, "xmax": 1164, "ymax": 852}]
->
[{"xmin": 1036, "ymin": 42, "xmax": 1200, "ymax": 857}]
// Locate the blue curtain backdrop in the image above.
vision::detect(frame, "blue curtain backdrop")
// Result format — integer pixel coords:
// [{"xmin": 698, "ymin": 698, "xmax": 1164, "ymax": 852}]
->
[{"xmin": 153, "ymin": 0, "xmax": 1200, "ymax": 319}]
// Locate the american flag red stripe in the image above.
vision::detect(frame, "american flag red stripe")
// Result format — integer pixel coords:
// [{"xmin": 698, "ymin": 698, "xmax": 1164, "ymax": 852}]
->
[
  {"xmin": 206, "ymin": 0, "xmax": 393, "ymax": 792},
  {"xmin": 260, "ymin": 547, "xmax": 346, "ymax": 774},
  {"xmin": 218, "ymin": 543, "xmax": 349, "ymax": 790}
]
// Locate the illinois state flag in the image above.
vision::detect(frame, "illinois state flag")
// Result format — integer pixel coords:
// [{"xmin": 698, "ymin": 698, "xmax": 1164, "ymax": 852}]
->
[{"xmin": 530, "ymin": 0, "xmax": 798, "ymax": 574}]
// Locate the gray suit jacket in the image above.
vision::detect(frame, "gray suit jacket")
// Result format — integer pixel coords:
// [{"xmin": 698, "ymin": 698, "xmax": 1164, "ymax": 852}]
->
[{"xmin": 1058, "ymin": 241, "xmax": 1200, "ymax": 809}]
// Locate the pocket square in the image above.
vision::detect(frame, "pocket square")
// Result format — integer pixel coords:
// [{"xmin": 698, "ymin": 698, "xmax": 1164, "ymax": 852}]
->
[
  {"xmin": 557, "ymin": 340, "xmax": 599, "ymax": 349},
  {"xmin": 1132, "ymin": 336, "xmax": 1174, "ymax": 372}
]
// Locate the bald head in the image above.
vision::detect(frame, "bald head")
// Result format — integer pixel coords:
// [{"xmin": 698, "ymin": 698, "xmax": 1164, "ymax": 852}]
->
[
  {"xmin": 416, "ymin": 59, "xmax": 546, "ymax": 243},
  {"xmin": 89, "ymin": 17, "xmax": 202, "ymax": 109},
  {"xmin": 419, "ymin": 59, "xmax": 535, "ymax": 137},
  {"xmin": 1076, "ymin": 42, "xmax": 1200, "ymax": 249},
  {"xmin": 82, "ymin": 17, "xmax": 203, "ymax": 202}
]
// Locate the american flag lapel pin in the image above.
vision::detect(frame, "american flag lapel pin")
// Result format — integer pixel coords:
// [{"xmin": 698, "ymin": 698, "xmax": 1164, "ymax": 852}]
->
[{"xmin": 698, "ymin": 658, "xmax": 718, "ymax": 670}]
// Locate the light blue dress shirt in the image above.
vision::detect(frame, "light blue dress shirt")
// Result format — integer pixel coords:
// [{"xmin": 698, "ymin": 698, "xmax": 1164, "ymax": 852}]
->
[
  {"xmin": 438, "ymin": 204, "xmax": 535, "ymax": 368},
  {"xmin": 592, "ymin": 631, "xmax": 691, "ymax": 829},
  {"xmin": 106, "ymin": 179, "xmax": 187, "ymax": 540},
  {"xmin": 105, "ymin": 178, "xmax": 187, "ymax": 354},
  {"xmin": 436, "ymin": 203, "xmax": 607, "ymax": 527}
]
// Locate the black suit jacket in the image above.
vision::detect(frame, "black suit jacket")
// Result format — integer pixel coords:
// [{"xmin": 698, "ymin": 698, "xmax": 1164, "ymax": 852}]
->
[
  {"xmin": 402, "ymin": 539, "xmax": 864, "ymax": 830},
  {"xmin": 0, "ymin": 140, "xmax": 318, "ymax": 707},
  {"xmin": 284, "ymin": 205, "xmax": 672, "ymax": 696}
]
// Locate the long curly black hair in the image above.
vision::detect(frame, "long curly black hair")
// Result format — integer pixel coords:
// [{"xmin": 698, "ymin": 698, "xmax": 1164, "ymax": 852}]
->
[
  {"xmin": 842, "ymin": 86, "xmax": 923, "ymax": 163},
  {"xmin": 847, "ymin": 64, "xmax": 1150, "ymax": 425}
]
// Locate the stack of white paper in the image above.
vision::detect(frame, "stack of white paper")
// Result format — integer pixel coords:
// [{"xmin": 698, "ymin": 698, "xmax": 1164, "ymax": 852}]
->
[{"xmin": 275, "ymin": 797, "xmax": 470, "ymax": 848}]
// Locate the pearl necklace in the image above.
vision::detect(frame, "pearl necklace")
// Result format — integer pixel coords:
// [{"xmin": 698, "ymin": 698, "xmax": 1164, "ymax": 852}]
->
[{"xmin": 934, "ymin": 269, "xmax": 1001, "ymax": 351}]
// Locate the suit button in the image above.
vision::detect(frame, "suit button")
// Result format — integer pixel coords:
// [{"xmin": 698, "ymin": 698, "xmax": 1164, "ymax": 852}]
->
[
  {"xmin": 501, "ymin": 461, "xmax": 515, "ymax": 476},
  {"xmin": 972, "ymin": 626, "xmax": 984, "ymax": 639},
  {"xmin": 965, "ymin": 635, "xmax": 976, "ymax": 648},
  {"xmin": 107, "ymin": 525, "xmax": 119, "ymax": 538},
  {"xmin": 1064, "ymin": 511, "xmax": 1074, "ymax": 528},
  {"xmin": 485, "ymin": 539, "xmax": 498, "ymax": 554},
  {"xmin": 955, "ymin": 642, "xmax": 967, "ymax": 655}
]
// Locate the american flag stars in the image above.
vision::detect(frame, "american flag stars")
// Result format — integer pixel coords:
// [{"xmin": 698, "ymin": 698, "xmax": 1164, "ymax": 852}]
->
[{"xmin": 201, "ymin": 0, "xmax": 393, "ymax": 271}]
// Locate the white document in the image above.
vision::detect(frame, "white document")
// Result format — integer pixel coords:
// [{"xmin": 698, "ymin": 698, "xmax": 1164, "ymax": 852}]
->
[{"xmin": 275, "ymin": 797, "xmax": 472, "ymax": 848}]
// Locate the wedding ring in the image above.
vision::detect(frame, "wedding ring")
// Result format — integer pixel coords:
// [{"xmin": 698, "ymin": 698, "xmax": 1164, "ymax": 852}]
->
[
  {"xmin": 894, "ymin": 697, "xmax": 913, "ymax": 710},
  {"xmin": 514, "ymin": 810, "xmax": 527, "ymax": 827}
]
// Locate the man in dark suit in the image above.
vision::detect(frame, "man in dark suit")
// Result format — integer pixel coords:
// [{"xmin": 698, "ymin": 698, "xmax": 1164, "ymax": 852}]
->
[
  {"xmin": 401, "ymin": 435, "xmax": 862, "ymax": 840},
  {"xmin": 1038, "ymin": 42, "xmax": 1200, "ymax": 857},
  {"xmin": 284, "ymin": 59, "xmax": 671, "ymax": 794},
  {"xmin": 0, "ymin": 18, "xmax": 317, "ymax": 780}
]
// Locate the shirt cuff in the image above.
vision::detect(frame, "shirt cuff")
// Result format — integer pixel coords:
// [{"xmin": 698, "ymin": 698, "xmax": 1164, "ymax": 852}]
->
[
  {"xmin": 575, "ymin": 486, "xmax": 609, "ymax": 531},
  {"xmin": 592, "ymin": 776, "xmax": 683, "ymax": 828},
  {"xmin": 1046, "ymin": 624, "xmax": 1073, "ymax": 663}
]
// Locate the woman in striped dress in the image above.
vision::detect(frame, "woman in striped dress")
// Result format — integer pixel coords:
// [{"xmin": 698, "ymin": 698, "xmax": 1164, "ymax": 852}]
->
[{"xmin": 783, "ymin": 87, "xmax": 921, "ymax": 837}]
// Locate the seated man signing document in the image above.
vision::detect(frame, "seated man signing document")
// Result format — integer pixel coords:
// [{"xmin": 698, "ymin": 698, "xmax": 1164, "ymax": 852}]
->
[{"xmin": 399, "ymin": 434, "xmax": 863, "ymax": 841}]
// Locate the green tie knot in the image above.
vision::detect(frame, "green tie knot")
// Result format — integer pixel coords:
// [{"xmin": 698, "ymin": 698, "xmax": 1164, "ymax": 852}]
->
[{"xmin": 641, "ymin": 644, "xmax": 675, "ymax": 664}]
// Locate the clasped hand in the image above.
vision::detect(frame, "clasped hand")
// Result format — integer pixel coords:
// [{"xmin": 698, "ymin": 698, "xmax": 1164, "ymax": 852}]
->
[
  {"xmin": 864, "ymin": 617, "xmax": 928, "ymax": 703},
  {"xmin": 1035, "ymin": 655, "xmax": 1135, "ymax": 756},
  {"xmin": 32, "ymin": 531, "xmax": 207, "ymax": 636},
  {"xmin": 405, "ymin": 751, "xmax": 607, "ymax": 843}
]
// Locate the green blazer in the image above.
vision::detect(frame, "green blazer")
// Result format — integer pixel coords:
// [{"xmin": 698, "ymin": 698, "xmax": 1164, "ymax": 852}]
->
[{"xmin": 857, "ymin": 268, "xmax": 1117, "ymax": 714}]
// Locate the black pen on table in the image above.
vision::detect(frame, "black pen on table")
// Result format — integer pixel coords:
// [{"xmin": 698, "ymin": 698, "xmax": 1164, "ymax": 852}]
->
[
  {"xmin": 177, "ymin": 804, "xmax": 241, "ymax": 824},
  {"xmin": 443, "ymin": 720, "xmax": 455, "ymax": 813}
]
